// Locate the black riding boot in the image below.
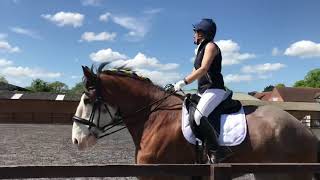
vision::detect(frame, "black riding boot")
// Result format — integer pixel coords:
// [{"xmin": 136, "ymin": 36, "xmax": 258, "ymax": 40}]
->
[{"xmin": 198, "ymin": 116, "xmax": 222, "ymax": 163}]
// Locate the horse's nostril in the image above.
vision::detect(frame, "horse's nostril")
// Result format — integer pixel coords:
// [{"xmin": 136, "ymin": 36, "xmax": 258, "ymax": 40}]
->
[{"xmin": 74, "ymin": 138, "xmax": 78, "ymax": 145}]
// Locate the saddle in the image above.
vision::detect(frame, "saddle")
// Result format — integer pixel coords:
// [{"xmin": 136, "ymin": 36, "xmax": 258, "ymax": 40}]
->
[{"xmin": 184, "ymin": 89, "xmax": 242, "ymax": 140}]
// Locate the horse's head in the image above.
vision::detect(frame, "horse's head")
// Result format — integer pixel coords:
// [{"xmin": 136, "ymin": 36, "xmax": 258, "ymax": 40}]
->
[{"xmin": 72, "ymin": 65, "xmax": 120, "ymax": 150}]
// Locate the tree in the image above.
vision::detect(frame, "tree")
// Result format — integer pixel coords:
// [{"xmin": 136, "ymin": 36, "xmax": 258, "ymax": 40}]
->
[
  {"xmin": 293, "ymin": 68, "xmax": 320, "ymax": 88},
  {"xmin": 48, "ymin": 81, "xmax": 69, "ymax": 93},
  {"xmin": 0, "ymin": 75, "xmax": 8, "ymax": 83},
  {"xmin": 27, "ymin": 79, "xmax": 52, "ymax": 92},
  {"xmin": 69, "ymin": 82, "xmax": 84, "ymax": 94},
  {"xmin": 263, "ymin": 85, "xmax": 274, "ymax": 92},
  {"xmin": 275, "ymin": 83, "xmax": 285, "ymax": 88}
]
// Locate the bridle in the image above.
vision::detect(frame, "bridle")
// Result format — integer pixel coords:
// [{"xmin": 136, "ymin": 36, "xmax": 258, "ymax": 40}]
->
[
  {"xmin": 72, "ymin": 76, "xmax": 178, "ymax": 139},
  {"xmin": 72, "ymin": 95, "xmax": 125, "ymax": 139},
  {"xmin": 72, "ymin": 75, "xmax": 125, "ymax": 139}
]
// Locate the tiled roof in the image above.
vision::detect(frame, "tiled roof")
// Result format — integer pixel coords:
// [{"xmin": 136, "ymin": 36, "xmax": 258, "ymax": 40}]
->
[
  {"xmin": 0, "ymin": 91, "xmax": 15, "ymax": 99},
  {"xmin": 253, "ymin": 91, "xmax": 272, "ymax": 101},
  {"xmin": 275, "ymin": 87, "xmax": 320, "ymax": 102}
]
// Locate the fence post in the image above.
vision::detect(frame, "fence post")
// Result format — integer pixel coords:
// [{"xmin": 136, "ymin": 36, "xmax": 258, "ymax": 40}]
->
[{"xmin": 210, "ymin": 164, "xmax": 232, "ymax": 180}]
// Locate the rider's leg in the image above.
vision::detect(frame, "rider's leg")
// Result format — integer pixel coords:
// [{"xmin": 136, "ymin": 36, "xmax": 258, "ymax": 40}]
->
[{"xmin": 194, "ymin": 88, "xmax": 226, "ymax": 163}]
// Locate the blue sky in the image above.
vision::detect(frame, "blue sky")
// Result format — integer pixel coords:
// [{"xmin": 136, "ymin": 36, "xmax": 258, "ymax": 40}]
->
[{"xmin": 0, "ymin": 0, "xmax": 319, "ymax": 93}]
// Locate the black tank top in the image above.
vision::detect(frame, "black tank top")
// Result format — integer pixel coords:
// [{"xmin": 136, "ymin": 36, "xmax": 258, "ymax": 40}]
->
[{"xmin": 194, "ymin": 40, "xmax": 225, "ymax": 94}]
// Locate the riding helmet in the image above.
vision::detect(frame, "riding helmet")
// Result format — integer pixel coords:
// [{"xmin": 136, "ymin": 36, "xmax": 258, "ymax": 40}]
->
[{"xmin": 193, "ymin": 18, "xmax": 216, "ymax": 41}]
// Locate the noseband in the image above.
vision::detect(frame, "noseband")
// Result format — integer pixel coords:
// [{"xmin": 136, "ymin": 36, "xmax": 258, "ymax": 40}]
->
[{"xmin": 72, "ymin": 98, "xmax": 125, "ymax": 139}]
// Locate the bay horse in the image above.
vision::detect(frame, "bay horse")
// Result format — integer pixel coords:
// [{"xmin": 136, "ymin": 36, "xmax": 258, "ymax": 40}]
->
[{"xmin": 72, "ymin": 63, "xmax": 319, "ymax": 180}]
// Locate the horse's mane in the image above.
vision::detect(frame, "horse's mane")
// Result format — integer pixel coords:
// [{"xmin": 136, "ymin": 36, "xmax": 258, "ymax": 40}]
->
[{"xmin": 96, "ymin": 62, "xmax": 168, "ymax": 93}]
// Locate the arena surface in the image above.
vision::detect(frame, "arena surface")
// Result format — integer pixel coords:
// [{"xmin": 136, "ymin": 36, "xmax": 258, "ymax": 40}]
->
[{"xmin": 0, "ymin": 124, "xmax": 252, "ymax": 180}]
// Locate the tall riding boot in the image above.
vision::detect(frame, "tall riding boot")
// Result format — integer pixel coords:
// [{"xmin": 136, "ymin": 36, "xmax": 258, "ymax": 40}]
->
[{"xmin": 198, "ymin": 116, "xmax": 222, "ymax": 163}]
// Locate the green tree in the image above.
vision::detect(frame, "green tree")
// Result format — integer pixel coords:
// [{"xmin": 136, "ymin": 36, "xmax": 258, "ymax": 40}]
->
[
  {"xmin": 0, "ymin": 75, "xmax": 8, "ymax": 83},
  {"xmin": 263, "ymin": 85, "xmax": 274, "ymax": 92},
  {"xmin": 48, "ymin": 81, "xmax": 69, "ymax": 93},
  {"xmin": 69, "ymin": 82, "xmax": 84, "ymax": 94},
  {"xmin": 275, "ymin": 83, "xmax": 286, "ymax": 88},
  {"xmin": 27, "ymin": 79, "xmax": 53, "ymax": 92},
  {"xmin": 293, "ymin": 68, "xmax": 320, "ymax": 88}
]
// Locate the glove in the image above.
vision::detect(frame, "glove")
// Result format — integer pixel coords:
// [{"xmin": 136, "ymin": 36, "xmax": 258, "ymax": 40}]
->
[{"xmin": 174, "ymin": 80, "xmax": 187, "ymax": 91}]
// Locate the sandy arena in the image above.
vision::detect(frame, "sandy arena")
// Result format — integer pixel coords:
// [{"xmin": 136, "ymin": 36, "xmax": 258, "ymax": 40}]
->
[{"xmin": 0, "ymin": 123, "xmax": 252, "ymax": 180}]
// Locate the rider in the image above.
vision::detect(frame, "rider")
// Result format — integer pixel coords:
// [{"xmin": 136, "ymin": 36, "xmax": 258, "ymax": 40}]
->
[{"xmin": 174, "ymin": 18, "xmax": 226, "ymax": 163}]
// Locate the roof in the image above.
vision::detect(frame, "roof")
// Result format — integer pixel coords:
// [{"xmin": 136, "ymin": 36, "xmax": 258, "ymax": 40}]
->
[
  {"xmin": 0, "ymin": 91, "xmax": 81, "ymax": 101},
  {"xmin": 240, "ymin": 100, "xmax": 320, "ymax": 111},
  {"xmin": 253, "ymin": 91, "xmax": 272, "ymax": 101},
  {"xmin": 274, "ymin": 87, "xmax": 320, "ymax": 102},
  {"xmin": 181, "ymin": 89, "xmax": 260, "ymax": 101},
  {"xmin": 0, "ymin": 82, "xmax": 29, "ymax": 91},
  {"xmin": 232, "ymin": 92, "xmax": 261, "ymax": 101}
]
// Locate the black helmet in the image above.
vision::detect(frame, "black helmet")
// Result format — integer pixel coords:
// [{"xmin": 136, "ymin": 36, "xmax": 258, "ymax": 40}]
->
[{"xmin": 193, "ymin": 18, "xmax": 216, "ymax": 41}]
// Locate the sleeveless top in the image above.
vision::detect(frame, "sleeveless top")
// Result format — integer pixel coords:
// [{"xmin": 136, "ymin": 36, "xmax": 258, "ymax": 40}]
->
[{"xmin": 194, "ymin": 40, "xmax": 225, "ymax": 94}]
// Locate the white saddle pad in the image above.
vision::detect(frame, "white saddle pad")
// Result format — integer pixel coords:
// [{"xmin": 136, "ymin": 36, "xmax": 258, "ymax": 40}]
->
[{"xmin": 181, "ymin": 101, "xmax": 247, "ymax": 146}]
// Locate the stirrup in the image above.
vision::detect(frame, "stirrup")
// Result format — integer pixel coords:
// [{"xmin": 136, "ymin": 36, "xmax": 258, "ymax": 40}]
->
[{"xmin": 208, "ymin": 150, "xmax": 223, "ymax": 164}]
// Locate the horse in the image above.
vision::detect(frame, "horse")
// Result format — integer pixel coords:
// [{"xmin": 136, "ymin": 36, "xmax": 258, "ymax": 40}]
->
[{"xmin": 72, "ymin": 63, "xmax": 319, "ymax": 180}]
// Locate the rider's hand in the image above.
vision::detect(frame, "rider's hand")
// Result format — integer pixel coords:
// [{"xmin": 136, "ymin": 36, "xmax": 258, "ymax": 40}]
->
[{"xmin": 174, "ymin": 80, "xmax": 187, "ymax": 91}]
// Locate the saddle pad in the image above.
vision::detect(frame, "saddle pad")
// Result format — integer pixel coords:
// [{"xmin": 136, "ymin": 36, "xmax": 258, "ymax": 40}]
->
[{"xmin": 181, "ymin": 101, "xmax": 247, "ymax": 146}]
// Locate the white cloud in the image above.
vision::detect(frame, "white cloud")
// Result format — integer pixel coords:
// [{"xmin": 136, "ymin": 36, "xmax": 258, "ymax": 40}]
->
[
  {"xmin": 0, "ymin": 33, "xmax": 7, "ymax": 40},
  {"xmin": 143, "ymin": 8, "xmax": 163, "ymax": 15},
  {"xmin": 0, "ymin": 41, "xmax": 20, "ymax": 53},
  {"xmin": 110, "ymin": 52, "xmax": 179, "ymax": 71},
  {"xmin": 99, "ymin": 12, "xmax": 111, "ymax": 22},
  {"xmin": 216, "ymin": 40, "xmax": 255, "ymax": 66},
  {"xmin": 99, "ymin": 12, "xmax": 150, "ymax": 40},
  {"xmin": 81, "ymin": 0, "xmax": 102, "ymax": 6},
  {"xmin": 90, "ymin": 48, "xmax": 181, "ymax": 85},
  {"xmin": 0, "ymin": 60, "xmax": 62, "ymax": 86},
  {"xmin": 41, "ymin": 12, "xmax": 84, "ymax": 28},
  {"xmin": 134, "ymin": 68, "xmax": 181, "ymax": 86},
  {"xmin": 241, "ymin": 63, "xmax": 286, "ymax": 74},
  {"xmin": 90, "ymin": 48, "xmax": 127, "ymax": 62},
  {"xmin": 80, "ymin": 32, "xmax": 116, "ymax": 42},
  {"xmin": 71, "ymin": 75, "xmax": 81, "ymax": 79},
  {"xmin": 224, "ymin": 74, "xmax": 253, "ymax": 83},
  {"xmin": 0, "ymin": 59, "xmax": 13, "ymax": 67},
  {"xmin": 112, "ymin": 15, "xmax": 148, "ymax": 39},
  {"xmin": 1, "ymin": 66, "xmax": 62, "ymax": 78},
  {"xmin": 284, "ymin": 40, "xmax": 320, "ymax": 58},
  {"xmin": 10, "ymin": 27, "xmax": 41, "ymax": 39},
  {"xmin": 272, "ymin": 47, "xmax": 281, "ymax": 56}
]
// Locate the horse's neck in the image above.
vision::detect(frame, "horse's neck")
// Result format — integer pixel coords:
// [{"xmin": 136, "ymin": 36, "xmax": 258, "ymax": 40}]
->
[{"xmin": 106, "ymin": 78, "xmax": 183, "ymax": 147}]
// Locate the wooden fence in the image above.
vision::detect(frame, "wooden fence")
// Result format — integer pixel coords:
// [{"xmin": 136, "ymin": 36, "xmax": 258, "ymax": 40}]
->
[{"xmin": 1, "ymin": 163, "xmax": 320, "ymax": 180}]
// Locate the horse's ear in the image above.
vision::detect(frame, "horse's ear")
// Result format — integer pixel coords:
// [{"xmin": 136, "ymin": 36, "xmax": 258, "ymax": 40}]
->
[{"xmin": 82, "ymin": 65, "xmax": 93, "ymax": 79}]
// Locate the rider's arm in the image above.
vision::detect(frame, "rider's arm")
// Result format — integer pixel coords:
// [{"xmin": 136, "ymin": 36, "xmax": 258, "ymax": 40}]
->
[{"xmin": 184, "ymin": 43, "xmax": 217, "ymax": 84}]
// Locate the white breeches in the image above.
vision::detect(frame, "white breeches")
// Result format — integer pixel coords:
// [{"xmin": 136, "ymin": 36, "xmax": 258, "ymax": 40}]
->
[{"xmin": 194, "ymin": 88, "xmax": 226, "ymax": 125}]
